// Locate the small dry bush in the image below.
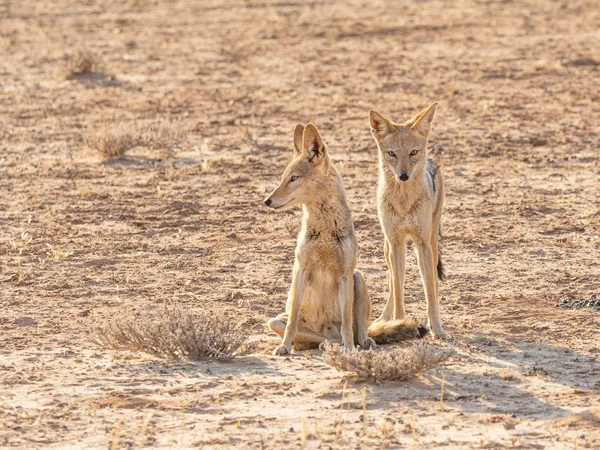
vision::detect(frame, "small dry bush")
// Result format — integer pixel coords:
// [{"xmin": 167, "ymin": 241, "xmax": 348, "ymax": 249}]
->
[
  {"xmin": 83, "ymin": 122, "xmax": 137, "ymax": 158},
  {"xmin": 84, "ymin": 118, "xmax": 187, "ymax": 158},
  {"xmin": 94, "ymin": 303, "xmax": 254, "ymax": 361},
  {"xmin": 281, "ymin": 214, "xmax": 299, "ymax": 237},
  {"xmin": 68, "ymin": 48, "xmax": 100, "ymax": 75},
  {"xmin": 323, "ymin": 342, "xmax": 454, "ymax": 381},
  {"xmin": 139, "ymin": 118, "xmax": 186, "ymax": 151}
]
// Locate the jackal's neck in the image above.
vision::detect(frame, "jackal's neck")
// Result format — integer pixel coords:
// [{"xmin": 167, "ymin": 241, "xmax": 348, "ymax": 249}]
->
[{"xmin": 300, "ymin": 173, "xmax": 352, "ymax": 231}]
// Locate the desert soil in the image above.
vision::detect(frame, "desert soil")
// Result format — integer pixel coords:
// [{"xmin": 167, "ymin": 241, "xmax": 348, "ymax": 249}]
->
[{"xmin": 1, "ymin": 0, "xmax": 599, "ymax": 448}]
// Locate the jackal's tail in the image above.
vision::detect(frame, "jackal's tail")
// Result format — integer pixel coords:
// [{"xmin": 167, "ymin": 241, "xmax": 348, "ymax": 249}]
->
[
  {"xmin": 437, "ymin": 226, "xmax": 445, "ymax": 281},
  {"xmin": 437, "ymin": 247, "xmax": 445, "ymax": 281},
  {"xmin": 367, "ymin": 318, "xmax": 428, "ymax": 345}
]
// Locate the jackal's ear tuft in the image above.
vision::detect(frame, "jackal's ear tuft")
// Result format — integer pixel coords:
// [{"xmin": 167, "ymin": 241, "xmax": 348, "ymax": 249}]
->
[
  {"xmin": 410, "ymin": 103, "xmax": 438, "ymax": 137},
  {"xmin": 369, "ymin": 110, "xmax": 395, "ymax": 140},
  {"xmin": 293, "ymin": 124, "xmax": 305, "ymax": 155},
  {"xmin": 302, "ymin": 124, "xmax": 326, "ymax": 165}
]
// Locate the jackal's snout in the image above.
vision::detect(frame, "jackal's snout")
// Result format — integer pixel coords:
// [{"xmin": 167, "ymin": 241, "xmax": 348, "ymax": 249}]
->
[
  {"xmin": 398, "ymin": 173, "xmax": 409, "ymax": 182},
  {"xmin": 263, "ymin": 198, "xmax": 273, "ymax": 207}
]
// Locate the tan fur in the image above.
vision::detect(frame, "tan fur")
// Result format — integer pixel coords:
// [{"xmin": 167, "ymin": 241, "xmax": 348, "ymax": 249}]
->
[
  {"xmin": 367, "ymin": 317, "xmax": 422, "ymax": 344},
  {"xmin": 369, "ymin": 103, "xmax": 449, "ymax": 339},
  {"xmin": 264, "ymin": 124, "xmax": 419, "ymax": 355}
]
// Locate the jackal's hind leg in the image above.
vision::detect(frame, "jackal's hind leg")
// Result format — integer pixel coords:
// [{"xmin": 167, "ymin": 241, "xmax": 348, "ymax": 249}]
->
[
  {"xmin": 376, "ymin": 239, "xmax": 395, "ymax": 321},
  {"xmin": 267, "ymin": 314, "xmax": 325, "ymax": 351}
]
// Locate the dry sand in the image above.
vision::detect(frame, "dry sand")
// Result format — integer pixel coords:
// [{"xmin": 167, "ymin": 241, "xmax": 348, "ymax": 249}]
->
[{"xmin": 1, "ymin": 0, "xmax": 599, "ymax": 448}]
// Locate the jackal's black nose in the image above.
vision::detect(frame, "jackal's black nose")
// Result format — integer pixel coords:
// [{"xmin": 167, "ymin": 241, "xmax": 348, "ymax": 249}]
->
[
  {"xmin": 264, "ymin": 198, "xmax": 272, "ymax": 206},
  {"xmin": 398, "ymin": 173, "xmax": 409, "ymax": 181}
]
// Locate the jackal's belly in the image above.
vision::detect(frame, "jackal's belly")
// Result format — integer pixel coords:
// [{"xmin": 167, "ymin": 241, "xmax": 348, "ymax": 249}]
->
[{"xmin": 299, "ymin": 269, "xmax": 342, "ymax": 338}]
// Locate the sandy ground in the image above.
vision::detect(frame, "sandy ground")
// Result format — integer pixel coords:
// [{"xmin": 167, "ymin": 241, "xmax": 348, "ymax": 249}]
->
[{"xmin": 1, "ymin": 0, "xmax": 600, "ymax": 448}]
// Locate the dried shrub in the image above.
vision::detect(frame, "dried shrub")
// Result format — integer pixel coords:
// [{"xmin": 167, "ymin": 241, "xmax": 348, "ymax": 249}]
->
[
  {"xmin": 93, "ymin": 303, "xmax": 254, "ymax": 361},
  {"xmin": 282, "ymin": 214, "xmax": 299, "ymax": 237},
  {"xmin": 323, "ymin": 342, "xmax": 454, "ymax": 381},
  {"xmin": 83, "ymin": 122, "xmax": 137, "ymax": 158},
  {"xmin": 139, "ymin": 118, "xmax": 186, "ymax": 151},
  {"xmin": 84, "ymin": 118, "xmax": 187, "ymax": 158},
  {"xmin": 68, "ymin": 48, "xmax": 100, "ymax": 75}
]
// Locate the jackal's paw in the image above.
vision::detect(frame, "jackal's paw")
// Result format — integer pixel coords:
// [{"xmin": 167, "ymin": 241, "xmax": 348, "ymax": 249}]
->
[
  {"xmin": 430, "ymin": 328, "xmax": 451, "ymax": 341},
  {"xmin": 341, "ymin": 342, "xmax": 356, "ymax": 352},
  {"xmin": 359, "ymin": 337, "xmax": 377, "ymax": 350},
  {"xmin": 272, "ymin": 345, "xmax": 291, "ymax": 356},
  {"xmin": 319, "ymin": 340, "xmax": 338, "ymax": 351}
]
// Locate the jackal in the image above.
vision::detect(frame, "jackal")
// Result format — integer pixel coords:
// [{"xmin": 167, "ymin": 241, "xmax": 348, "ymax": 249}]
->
[
  {"xmin": 264, "ymin": 123, "xmax": 422, "ymax": 355},
  {"xmin": 369, "ymin": 103, "xmax": 449, "ymax": 339}
]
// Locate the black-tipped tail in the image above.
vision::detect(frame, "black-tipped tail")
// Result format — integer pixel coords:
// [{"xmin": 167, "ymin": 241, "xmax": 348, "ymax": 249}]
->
[
  {"xmin": 437, "ymin": 230, "xmax": 445, "ymax": 281},
  {"xmin": 437, "ymin": 253, "xmax": 445, "ymax": 281},
  {"xmin": 368, "ymin": 318, "xmax": 422, "ymax": 344},
  {"xmin": 417, "ymin": 325, "xmax": 429, "ymax": 338}
]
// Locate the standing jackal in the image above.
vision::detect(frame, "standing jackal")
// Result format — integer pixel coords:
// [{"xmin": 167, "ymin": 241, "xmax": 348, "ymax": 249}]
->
[
  {"xmin": 369, "ymin": 103, "xmax": 449, "ymax": 339},
  {"xmin": 264, "ymin": 124, "xmax": 421, "ymax": 356}
]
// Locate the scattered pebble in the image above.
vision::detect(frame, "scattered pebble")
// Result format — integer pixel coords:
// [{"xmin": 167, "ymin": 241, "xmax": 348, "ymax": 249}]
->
[
  {"xmin": 524, "ymin": 366, "xmax": 549, "ymax": 377},
  {"xmin": 555, "ymin": 295, "xmax": 600, "ymax": 311},
  {"xmin": 14, "ymin": 316, "xmax": 37, "ymax": 326}
]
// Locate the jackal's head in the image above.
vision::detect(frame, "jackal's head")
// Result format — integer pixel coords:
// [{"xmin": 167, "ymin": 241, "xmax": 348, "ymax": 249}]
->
[
  {"xmin": 369, "ymin": 103, "xmax": 438, "ymax": 182},
  {"xmin": 263, "ymin": 123, "xmax": 331, "ymax": 210}
]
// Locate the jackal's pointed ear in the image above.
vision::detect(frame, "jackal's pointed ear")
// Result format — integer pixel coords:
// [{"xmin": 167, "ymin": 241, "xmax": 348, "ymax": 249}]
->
[
  {"xmin": 410, "ymin": 103, "xmax": 438, "ymax": 137},
  {"xmin": 302, "ymin": 124, "xmax": 326, "ymax": 165},
  {"xmin": 292, "ymin": 124, "xmax": 304, "ymax": 156},
  {"xmin": 369, "ymin": 110, "xmax": 395, "ymax": 140}
]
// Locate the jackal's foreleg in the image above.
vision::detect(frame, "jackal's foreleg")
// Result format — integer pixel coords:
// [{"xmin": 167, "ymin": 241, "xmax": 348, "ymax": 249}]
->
[
  {"xmin": 378, "ymin": 238, "xmax": 407, "ymax": 321},
  {"xmin": 415, "ymin": 241, "xmax": 448, "ymax": 339},
  {"xmin": 384, "ymin": 238, "xmax": 407, "ymax": 321},
  {"xmin": 273, "ymin": 268, "xmax": 308, "ymax": 355}
]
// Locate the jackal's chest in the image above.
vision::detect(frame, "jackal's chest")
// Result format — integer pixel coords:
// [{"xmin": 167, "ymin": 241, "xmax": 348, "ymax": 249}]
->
[
  {"xmin": 378, "ymin": 197, "xmax": 430, "ymax": 241},
  {"xmin": 300, "ymin": 268, "xmax": 342, "ymax": 332},
  {"xmin": 297, "ymin": 231, "xmax": 356, "ymax": 277}
]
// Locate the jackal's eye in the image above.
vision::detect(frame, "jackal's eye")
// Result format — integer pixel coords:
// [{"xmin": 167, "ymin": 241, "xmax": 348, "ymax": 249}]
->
[
  {"xmin": 290, "ymin": 175, "xmax": 299, "ymax": 182},
  {"xmin": 410, "ymin": 149, "xmax": 419, "ymax": 156},
  {"xmin": 387, "ymin": 151, "xmax": 396, "ymax": 158}
]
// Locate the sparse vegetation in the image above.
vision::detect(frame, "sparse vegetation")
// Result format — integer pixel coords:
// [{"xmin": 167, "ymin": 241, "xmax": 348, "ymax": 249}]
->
[
  {"xmin": 46, "ymin": 244, "xmax": 73, "ymax": 262},
  {"xmin": 3, "ymin": 1, "xmax": 598, "ymax": 448},
  {"xmin": 94, "ymin": 302, "xmax": 254, "ymax": 361},
  {"xmin": 67, "ymin": 48, "xmax": 101, "ymax": 76},
  {"xmin": 83, "ymin": 118, "xmax": 187, "ymax": 158},
  {"xmin": 200, "ymin": 155, "xmax": 228, "ymax": 173},
  {"xmin": 323, "ymin": 342, "xmax": 454, "ymax": 381},
  {"xmin": 282, "ymin": 214, "xmax": 299, "ymax": 237},
  {"xmin": 139, "ymin": 117, "xmax": 186, "ymax": 151},
  {"xmin": 83, "ymin": 121, "xmax": 137, "ymax": 158}
]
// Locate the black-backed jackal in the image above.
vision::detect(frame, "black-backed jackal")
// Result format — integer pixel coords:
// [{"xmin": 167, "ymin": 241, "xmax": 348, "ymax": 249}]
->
[{"xmin": 369, "ymin": 103, "xmax": 449, "ymax": 339}]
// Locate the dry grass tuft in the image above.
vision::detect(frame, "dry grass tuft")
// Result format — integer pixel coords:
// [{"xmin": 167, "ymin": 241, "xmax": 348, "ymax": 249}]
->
[
  {"xmin": 200, "ymin": 156, "xmax": 228, "ymax": 173},
  {"xmin": 323, "ymin": 342, "xmax": 454, "ymax": 381},
  {"xmin": 94, "ymin": 302, "xmax": 254, "ymax": 361},
  {"xmin": 68, "ymin": 48, "xmax": 101, "ymax": 75},
  {"xmin": 282, "ymin": 214, "xmax": 299, "ymax": 237},
  {"xmin": 83, "ymin": 122, "xmax": 137, "ymax": 158},
  {"xmin": 139, "ymin": 118, "xmax": 186, "ymax": 151},
  {"xmin": 84, "ymin": 118, "xmax": 187, "ymax": 158}
]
